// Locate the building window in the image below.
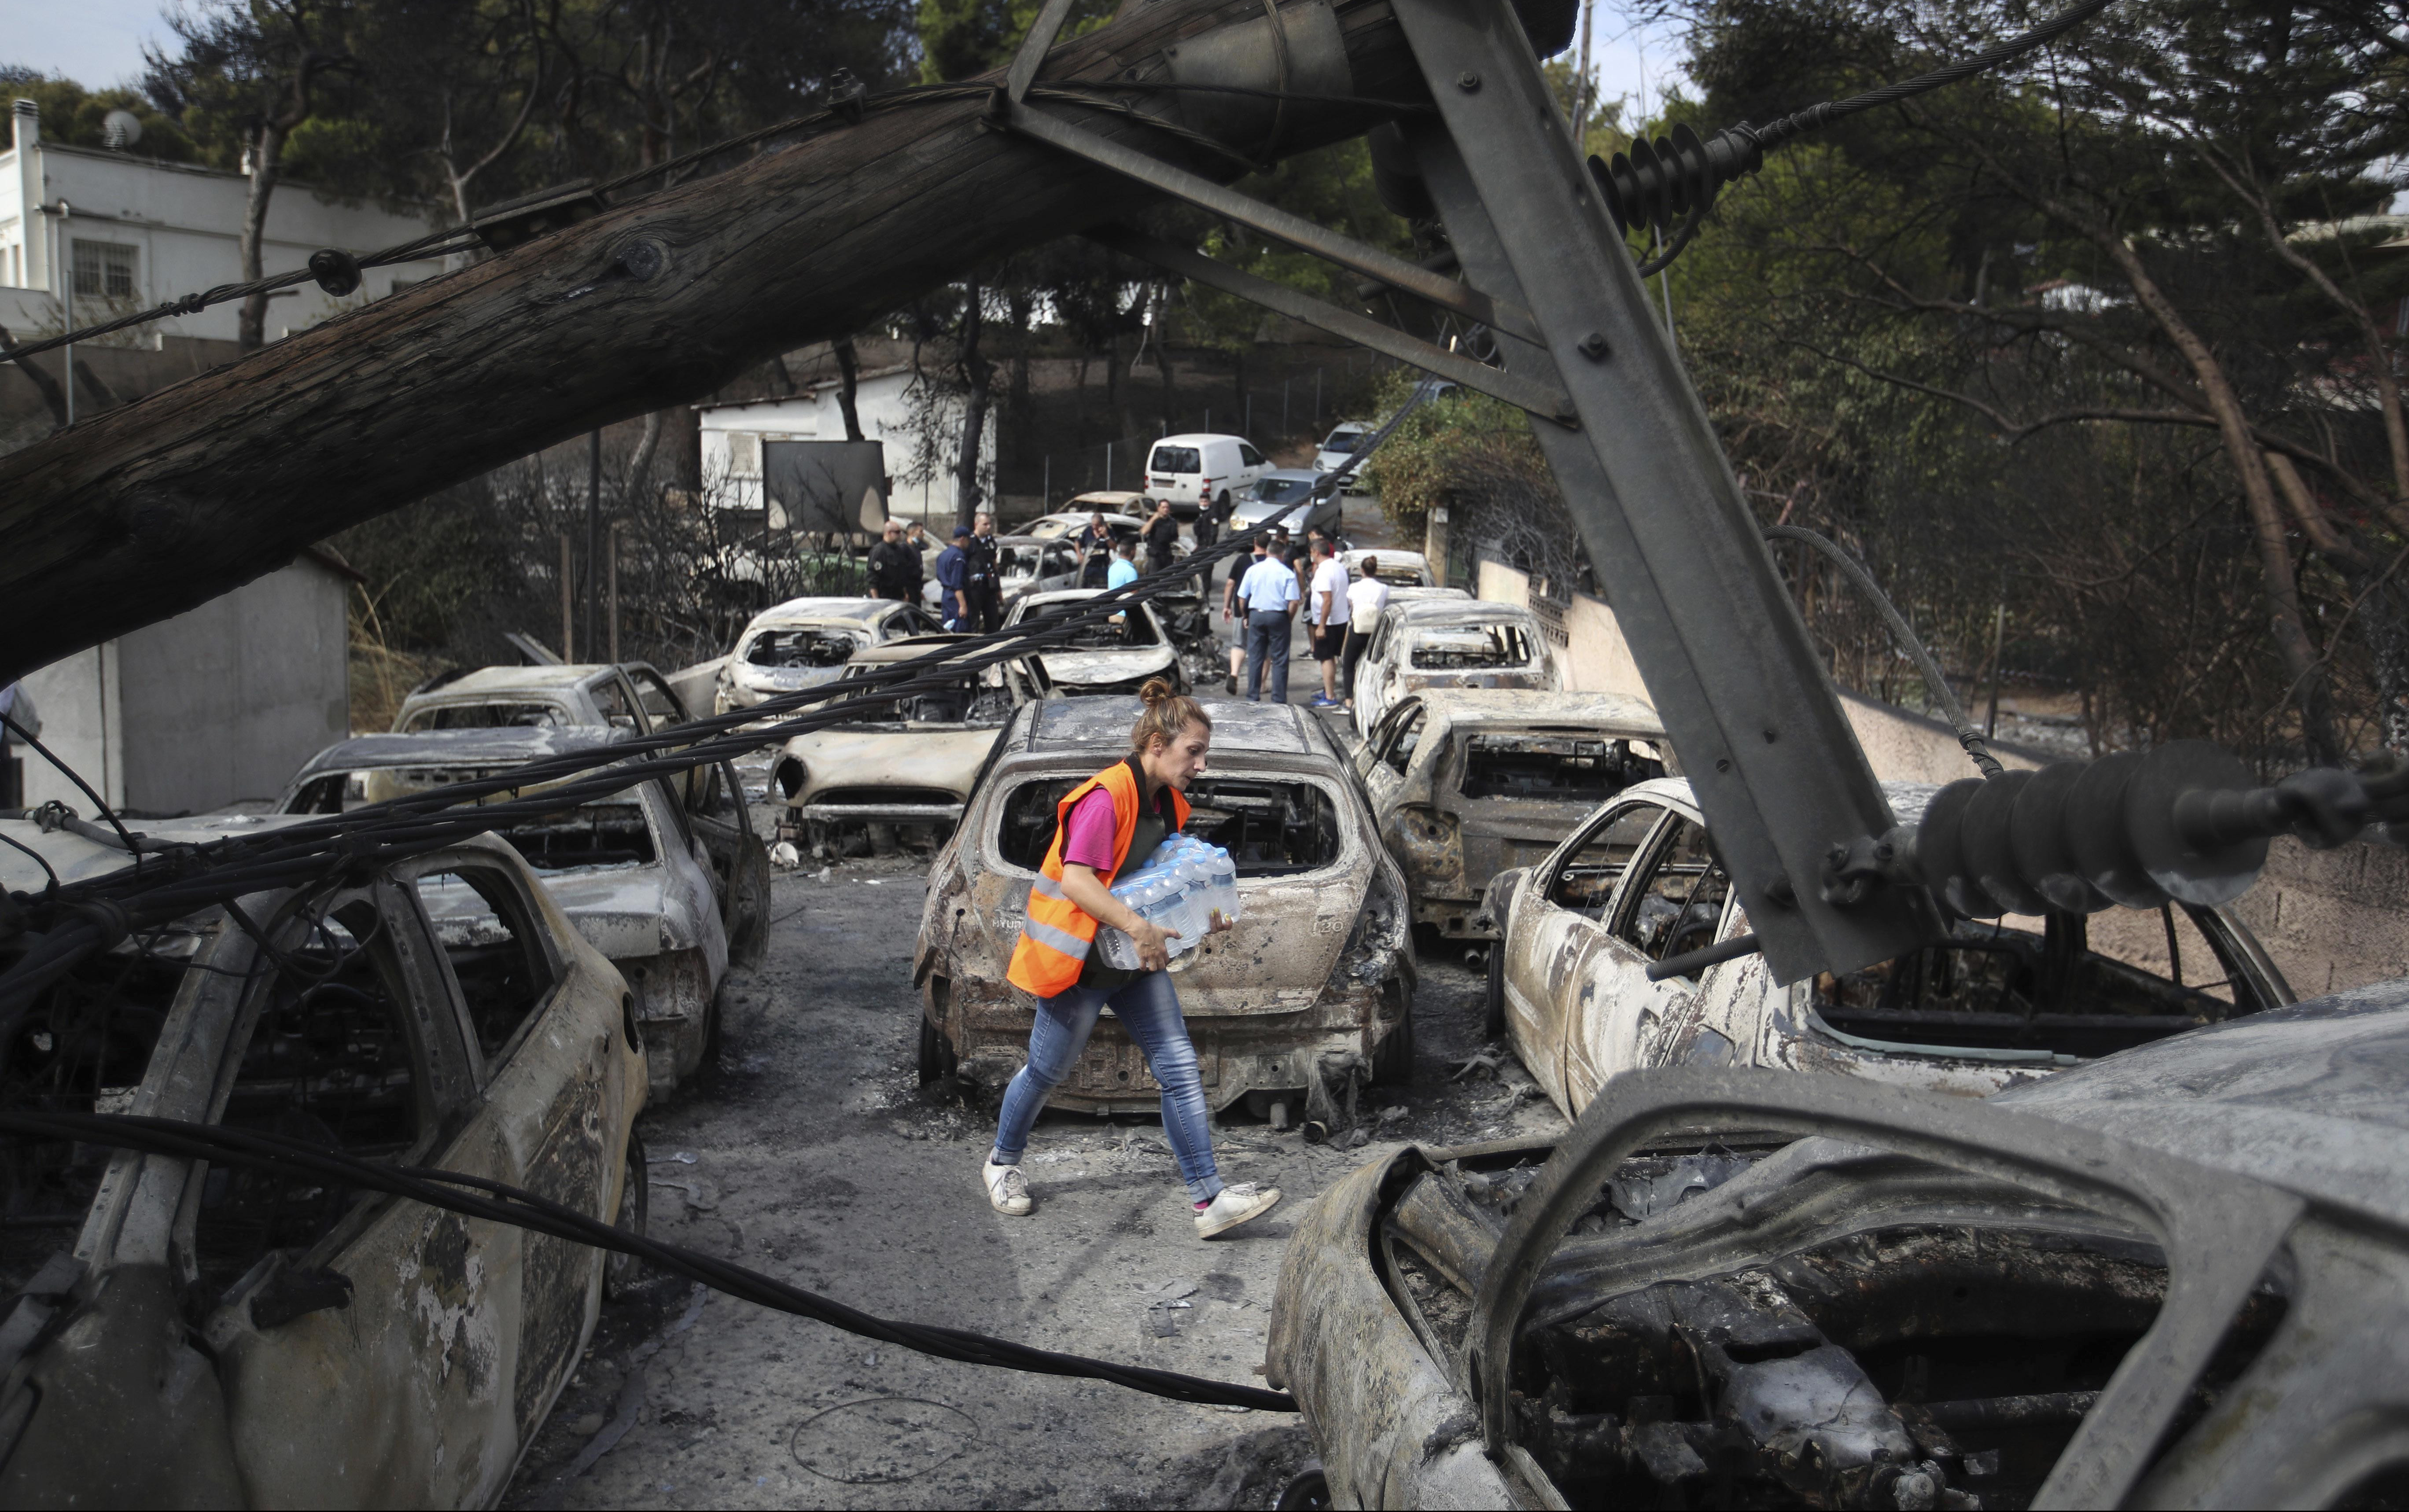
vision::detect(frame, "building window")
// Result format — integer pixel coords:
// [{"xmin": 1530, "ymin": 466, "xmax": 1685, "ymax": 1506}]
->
[
  {"xmin": 72, "ymin": 239, "xmax": 140, "ymax": 301},
  {"xmin": 726, "ymin": 431, "xmax": 761, "ymax": 476}
]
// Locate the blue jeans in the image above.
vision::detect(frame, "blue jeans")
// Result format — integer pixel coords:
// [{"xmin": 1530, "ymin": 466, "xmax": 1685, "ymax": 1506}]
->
[
  {"xmin": 1245, "ymin": 610, "xmax": 1291, "ymax": 703},
  {"xmin": 990, "ymin": 971, "xmax": 1223, "ymax": 1203}
]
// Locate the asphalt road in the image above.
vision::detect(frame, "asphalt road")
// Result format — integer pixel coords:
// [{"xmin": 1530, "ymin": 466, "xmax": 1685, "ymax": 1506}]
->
[{"xmin": 503, "ymin": 792, "xmax": 1565, "ymax": 1509}]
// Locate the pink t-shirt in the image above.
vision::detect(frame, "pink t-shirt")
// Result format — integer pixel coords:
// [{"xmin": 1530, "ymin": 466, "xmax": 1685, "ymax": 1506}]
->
[{"xmin": 1061, "ymin": 788, "xmax": 1123, "ymax": 871}]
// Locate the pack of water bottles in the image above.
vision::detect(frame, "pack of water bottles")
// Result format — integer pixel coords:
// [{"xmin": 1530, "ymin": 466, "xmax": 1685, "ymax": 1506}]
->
[{"xmin": 1092, "ymin": 833, "xmax": 1241, "ymax": 970}]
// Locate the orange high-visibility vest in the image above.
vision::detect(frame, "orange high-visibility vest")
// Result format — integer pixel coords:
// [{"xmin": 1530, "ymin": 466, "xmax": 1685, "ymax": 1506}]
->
[{"xmin": 1007, "ymin": 757, "xmax": 1191, "ymax": 998}]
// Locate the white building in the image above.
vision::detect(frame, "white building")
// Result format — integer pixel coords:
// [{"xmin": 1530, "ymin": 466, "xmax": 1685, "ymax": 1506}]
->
[
  {"xmin": 697, "ymin": 363, "xmax": 998, "ymax": 526},
  {"xmin": 0, "ymin": 96, "xmax": 452, "ymax": 351}
]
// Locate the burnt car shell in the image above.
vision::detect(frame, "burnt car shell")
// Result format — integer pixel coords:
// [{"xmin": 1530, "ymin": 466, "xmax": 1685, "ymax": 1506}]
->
[
  {"xmin": 1480, "ymin": 778, "xmax": 2292, "ymax": 1122},
  {"xmin": 0, "ymin": 824, "xmax": 645, "ymax": 1507},
  {"xmin": 1354, "ymin": 690, "xmax": 1668, "ymax": 940},
  {"xmin": 1269, "ymin": 990, "xmax": 2409, "ymax": 1509},
  {"xmin": 914, "ymin": 696, "xmax": 1414, "ymax": 1114}
]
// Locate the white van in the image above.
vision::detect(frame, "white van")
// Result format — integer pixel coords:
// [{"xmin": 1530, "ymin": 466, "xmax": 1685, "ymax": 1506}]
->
[{"xmin": 1142, "ymin": 433, "xmax": 1270, "ymax": 520}]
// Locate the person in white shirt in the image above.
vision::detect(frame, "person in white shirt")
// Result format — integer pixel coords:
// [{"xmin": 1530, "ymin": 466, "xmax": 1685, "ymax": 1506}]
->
[
  {"xmin": 1236, "ymin": 536, "xmax": 1304, "ymax": 703},
  {"xmin": 1306, "ymin": 538, "xmax": 1352, "ymax": 708},
  {"xmin": 1342, "ymin": 556, "xmax": 1391, "ymax": 707}
]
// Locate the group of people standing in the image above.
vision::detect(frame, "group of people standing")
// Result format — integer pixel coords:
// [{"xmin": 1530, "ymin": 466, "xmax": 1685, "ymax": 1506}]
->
[
  {"xmin": 867, "ymin": 512, "xmax": 1007, "ymax": 632},
  {"xmin": 1219, "ymin": 527, "xmax": 1386, "ymax": 707}
]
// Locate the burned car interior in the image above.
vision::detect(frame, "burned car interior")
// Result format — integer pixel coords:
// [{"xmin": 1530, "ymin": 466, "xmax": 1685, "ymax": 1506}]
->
[
  {"xmin": 1457, "ymin": 732, "xmax": 1662, "ymax": 804},
  {"xmin": 400, "ymin": 701, "xmax": 570, "ymax": 732},
  {"xmin": 744, "ymin": 627, "xmax": 864, "ymax": 669},
  {"xmin": 1410, "ymin": 623, "xmax": 1540, "ymax": 671},
  {"xmin": 1014, "ymin": 602, "xmax": 1160, "ymax": 649},
  {"xmin": 997, "ymin": 776, "xmax": 1343, "ymax": 876},
  {"xmin": 836, "ymin": 665, "xmax": 1020, "ymax": 726},
  {"xmin": 1306, "ymin": 1054, "xmax": 2402, "ymax": 1512}
]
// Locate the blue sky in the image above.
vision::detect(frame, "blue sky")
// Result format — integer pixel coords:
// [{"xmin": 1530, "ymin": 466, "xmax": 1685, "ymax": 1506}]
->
[{"xmin": 4, "ymin": 0, "xmax": 173, "ymax": 89}]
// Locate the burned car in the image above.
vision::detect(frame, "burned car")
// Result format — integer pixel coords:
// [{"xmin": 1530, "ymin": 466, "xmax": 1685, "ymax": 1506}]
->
[
  {"xmin": 1268, "ymin": 997, "xmax": 2409, "ymax": 1509},
  {"xmin": 1481, "ymin": 778, "xmax": 2291, "ymax": 1121},
  {"xmin": 1350, "ymin": 600, "xmax": 1562, "ymax": 743},
  {"xmin": 1004, "ymin": 588, "xmax": 1187, "ymax": 697},
  {"xmin": 394, "ymin": 660, "xmax": 692, "ymax": 736},
  {"xmin": 1353, "ymin": 690, "xmax": 1668, "ymax": 942},
  {"xmin": 914, "ymin": 697, "xmax": 1414, "ymax": 1123},
  {"xmin": 713, "ymin": 595, "xmax": 943, "ymax": 716},
  {"xmin": 279, "ymin": 727, "xmax": 768, "ymax": 1097},
  {"xmin": 0, "ymin": 817, "xmax": 646, "ymax": 1506},
  {"xmin": 1338, "ymin": 548, "xmax": 1436, "ymax": 588},
  {"xmin": 773, "ymin": 635, "xmax": 1056, "ymax": 852}
]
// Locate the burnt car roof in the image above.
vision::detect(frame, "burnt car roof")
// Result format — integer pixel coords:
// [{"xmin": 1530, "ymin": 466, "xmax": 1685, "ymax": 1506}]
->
[
  {"xmin": 1992, "ymin": 986, "xmax": 2409, "ymax": 1227},
  {"xmin": 1396, "ymin": 600, "xmax": 1543, "ymax": 626},
  {"xmin": 1410, "ymin": 688, "xmax": 1664, "ymax": 732},
  {"xmin": 1023, "ymin": 696, "xmax": 1320, "ymax": 755},
  {"xmin": 290, "ymin": 725, "xmax": 631, "ymax": 778}
]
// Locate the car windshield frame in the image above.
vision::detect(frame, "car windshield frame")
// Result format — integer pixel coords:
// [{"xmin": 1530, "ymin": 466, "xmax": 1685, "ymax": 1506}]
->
[{"xmin": 985, "ymin": 761, "xmax": 1357, "ymax": 883}]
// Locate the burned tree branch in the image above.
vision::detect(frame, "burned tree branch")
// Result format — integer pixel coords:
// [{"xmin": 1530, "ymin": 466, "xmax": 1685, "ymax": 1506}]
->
[{"xmin": 0, "ymin": 0, "xmax": 1525, "ymax": 682}]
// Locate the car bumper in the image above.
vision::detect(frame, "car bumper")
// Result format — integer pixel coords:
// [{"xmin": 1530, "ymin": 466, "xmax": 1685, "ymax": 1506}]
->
[{"xmin": 792, "ymin": 801, "xmax": 965, "ymax": 825}]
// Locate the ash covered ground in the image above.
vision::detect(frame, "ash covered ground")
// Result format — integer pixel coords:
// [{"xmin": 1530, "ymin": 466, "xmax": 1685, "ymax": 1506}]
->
[{"xmin": 505, "ymin": 779, "xmax": 1564, "ymax": 1510}]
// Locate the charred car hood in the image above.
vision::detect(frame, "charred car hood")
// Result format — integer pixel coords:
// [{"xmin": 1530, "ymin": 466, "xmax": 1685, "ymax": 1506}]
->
[
  {"xmin": 418, "ymin": 863, "xmax": 708, "ymax": 959},
  {"xmin": 783, "ymin": 725, "xmax": 1001, "ymax": 803},
  {"xmin": 1036, "ymin": 647, "xmax": 1176, "ymax": 686}
]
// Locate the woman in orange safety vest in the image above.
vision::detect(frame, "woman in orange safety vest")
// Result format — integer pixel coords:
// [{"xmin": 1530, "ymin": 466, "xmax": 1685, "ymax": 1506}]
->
[{"xmin": 982, "ymin": 679, "xmax": 1282, "ymax": 1239}]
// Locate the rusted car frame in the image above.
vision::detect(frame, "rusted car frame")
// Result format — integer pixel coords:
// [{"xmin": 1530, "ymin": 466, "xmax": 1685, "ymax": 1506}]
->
[
  {"xmin": 713, "ymin": 596, "xmax": 943, "ymax": 716},
  {"xmin": 1352, "ymin": 690, "xmax": 1667, "ymax": 941},
  {"xmin": 1004, "ymin": 589, "xmax": 1187, "ymax": 698},
  {"xmin": 914, "ymin": 697, "xmax": 1414, "ymax": 1121},
  {"xmin": 1479, "ymin": 778, "xmax": 2292, "ymax": 1121},
  {"xmin": 1349, "ymin": 600, "xmax": 1562, "ymax": 743},
  {"xmin": 277, "ymin": 726, "xmax": 768, "ymax": 1097},
  {"xmin": 1270, "ymin": 1000, "xmax": 2409, "ymax": 1508},
  {"xmin": 775, "ymin": 635, "xmax": 1056, "ymax": 850},
  {"xmin": 0, "ymin": 820, "xmax": 645, "ymax": 1506}
]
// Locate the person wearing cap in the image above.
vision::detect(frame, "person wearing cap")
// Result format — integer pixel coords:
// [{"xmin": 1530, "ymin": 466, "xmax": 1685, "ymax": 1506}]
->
[
  {"xmin": 936, "ymin": 525, "xmax": 973, "ymax": 630},
  {"xmin": 966, "ymin": 511, "xmax": 1004, "ymax": 632}
]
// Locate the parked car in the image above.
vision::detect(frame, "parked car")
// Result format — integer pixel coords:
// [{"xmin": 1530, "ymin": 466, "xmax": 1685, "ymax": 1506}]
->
[
  {"xmin": 1338, "ymin": 547, "xmax": 1434, "ymax": 587},
  {"xmin": 714, "ymin": 596, "xmax": 944, "ymax": 717},
  {"xmin": 1229, "ymin": 469, "xmax": 1346, "ymax": 539},
  {"xmin": 1349, "ymin": 599, "xmax": 1562, "ymax": 741},
  {"xmin": 1479, "ymin": 776, "xmax": 2293, "ymax": 1122},
  {"xmin": 396, "ymin": 660, "xmax": 697, "ymax": 738},
  {"xmin": 1141, "ymin": 433, "xmax": 1272, "ymax": 520},
  {"xmin": 1314, "ymin": 421, "xmax": 1374, "ymax": 481},
  {"xmin": 277, "ymin": 726, "xmax": 770, "ymax": 1096},
  {"xmin": 774, "ymin": 635, "xmax": 1056, "ymax": 851},
  {"xmin": 1003, "ymin": 589, "xmax": 1186, "ymax": 697},
  {"xmin": 0, "ymin": 816, "xmax": 646, "ymax": 1507},
  {"xmin": 1353, "ymin": 690, "xmax": 1668, "ymax": 942},
  {"xmin": 913, "ymin": 697, "xmax": 1414, "ymax": 1123},
  {"xmin": 1269, "ymin": 994, "xmax": 2402, "ymax": 1508}
]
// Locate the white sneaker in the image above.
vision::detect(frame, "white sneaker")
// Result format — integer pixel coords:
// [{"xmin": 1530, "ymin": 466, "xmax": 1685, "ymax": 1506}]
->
[
  {"xmin": 982, "ymin": 1158, "xmax": 1032, "ymax": 1216},
  {"xmin": 1193, "ymin": 1182, "xmax": 1281, "ymax": 1239}
]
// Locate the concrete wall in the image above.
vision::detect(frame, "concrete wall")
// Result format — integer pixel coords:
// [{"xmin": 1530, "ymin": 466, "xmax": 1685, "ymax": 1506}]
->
[
  {"xmin": 1471, "ymin": 553, "xmax": 2408, "ymax": 998},
  {"xmin": 15, "ymin": 559, "xmax": 350, "ymax": 816}
]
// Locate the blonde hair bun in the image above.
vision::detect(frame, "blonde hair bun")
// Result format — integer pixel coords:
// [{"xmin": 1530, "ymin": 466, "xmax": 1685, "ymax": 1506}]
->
[{"xmin": 1130, "ymin": 679, "xmax": 1211, "ymax": 751}]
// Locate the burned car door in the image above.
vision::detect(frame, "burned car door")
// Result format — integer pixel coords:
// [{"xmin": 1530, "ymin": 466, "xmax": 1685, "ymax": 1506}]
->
[
  {"xmin": 673, "ymin": 765, "xmax": 770, "ymax": 968},
  {"xmin": 195, "ymin": 873, "xmax": 518, "ymax": 1507},
  {"xmin": 1355, "ymin": 698, "xmax": 1426, "ymax": 812},
  {"xmin": 1508, "ymin": 801, "xmax": 1671, "ymax": 1113},
  {"xmin": 1562, "ymin": 815, "xmax": 1732, "ymax": 1111}
]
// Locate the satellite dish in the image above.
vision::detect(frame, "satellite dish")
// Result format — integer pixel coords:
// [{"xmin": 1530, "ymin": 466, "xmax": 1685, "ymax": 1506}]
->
[{"xmin": 102, "ymin": 110, "xmax": 142, "ymax": 150}]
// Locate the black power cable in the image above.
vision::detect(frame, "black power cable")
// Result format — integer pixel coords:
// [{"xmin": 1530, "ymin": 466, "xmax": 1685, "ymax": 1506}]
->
[
  {"xmin": 0, "ymin": 1108, "xmax": 1297, "ymax": 1413},
  {"xmin": 1592, "ymin": 0, "xmax": 2118, "ymax": 273}
]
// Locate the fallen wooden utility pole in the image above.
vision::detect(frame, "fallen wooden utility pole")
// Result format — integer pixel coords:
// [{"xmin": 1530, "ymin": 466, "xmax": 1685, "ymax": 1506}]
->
[{"xmin": 0, "ymin": 0, "xmax": 1562, "ymax": 682}]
